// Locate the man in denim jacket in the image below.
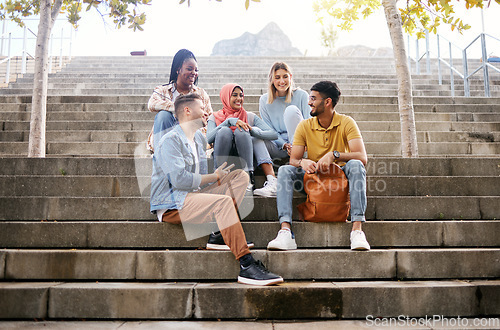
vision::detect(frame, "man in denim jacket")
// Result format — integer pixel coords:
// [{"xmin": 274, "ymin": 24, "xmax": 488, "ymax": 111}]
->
[{"xmin": 150, "ymin": 93, "xmax": 283, "ymax": 286}]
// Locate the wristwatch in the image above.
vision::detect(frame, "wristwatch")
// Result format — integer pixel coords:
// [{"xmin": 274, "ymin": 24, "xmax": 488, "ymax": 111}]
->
[{"xmin": 333, "ymin": 150, "xmax": 340, "ymax": 160}]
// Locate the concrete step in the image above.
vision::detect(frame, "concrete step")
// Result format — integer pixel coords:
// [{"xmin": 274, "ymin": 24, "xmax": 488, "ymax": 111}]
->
[
  {"xmin": 2, "ymin": 119, "xmax": 498, "ymax": 133},
  {"xmin": 1, "ymin": 130, "xmax": 498, "ymax": 144},
  {"xmin": 365, "ymin": 141, "xmax": 500, "ymax": 156},
  {"xmin": 9, "ymin": 76, "xmax": 488, "ymax": 85},
  {"xmin": 2, "ymin": 110, "xmax": 499, "ymax": 123},
  {"xmin": 0, "ymin": 157, "xmax": 497, "ymax": 176},
  {"xmin": 1, "ymin": 141, "xmax": 498, "ymax": 156},
  {"xmin": 2, "ymin": 102, "xmax": 499, "ymax": 115},
  {"xmin": 1, "ymin": 175, "xmax": 498, "ymax": 197},
  {"xmin": 1, "ymin": 248, "xmax": 499, "ymax": 281},
  {"xmin": 0, "ymin": 196, "xmax": 497, "ymax": 220},
  {"xmin": 1, "ymin": 94, "xmax": 499, "ymax": 105},
  {"xmin": 0, "ymin": 221, "xmax": 498, "ymax": 249},
  {"xmin": 8, "ymin": 82, "xmax": 498, "ymax": 93},
  {"xmin": 2, "ymin": 87, "xmax": 498, "ymax": 97},
  {"xmin": 2, "ymin": 120, "xmax": 152, "ymax": 131},
  {"xmin": 0, "ymin": 280, "xmax": 497, "ymax": 319}
]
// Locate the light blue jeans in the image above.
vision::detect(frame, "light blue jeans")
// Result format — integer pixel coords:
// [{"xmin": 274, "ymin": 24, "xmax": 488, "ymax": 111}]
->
[
  {"xmin": 214, "ymin": 127, "xmax": 274, "ymax": 171},
  {"xmin": 252, "ymin": 138, "xmax": 273, "ymax": 167},
  {"xmin": 277, "ymin": 159, "xmax": 367, "ymax": 224},
  {"xmin": 153, "ymin": 110, "xmax": 177, "ymax": 152},
  {"xmin": 265, "ymin": 105, "xmax": 305, "ymax": 160}
]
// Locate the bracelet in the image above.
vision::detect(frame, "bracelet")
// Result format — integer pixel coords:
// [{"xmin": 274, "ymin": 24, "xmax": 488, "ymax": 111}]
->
[
  {"xmin": 298, "ymin": 159, "xmax": 302, "ymax": 167},
  {"xmin": 216, "ymin": 172, "xmax": 221, "ymax": 186}
]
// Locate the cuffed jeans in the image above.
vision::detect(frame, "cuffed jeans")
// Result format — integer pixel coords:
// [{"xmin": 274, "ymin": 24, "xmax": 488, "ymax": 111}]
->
[
  {"xmin": 277, "ymin": 159, "xmax": 367, "ymax": 224},
  {"xmin": 252, "ymin": 138, "xmax": 273, "ymax": 167}
]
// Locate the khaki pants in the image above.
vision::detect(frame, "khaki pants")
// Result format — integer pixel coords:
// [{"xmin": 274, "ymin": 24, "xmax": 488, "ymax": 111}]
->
[{"xmin": 162, "ymin": 169, "xmax": 251, "ymax": 260}]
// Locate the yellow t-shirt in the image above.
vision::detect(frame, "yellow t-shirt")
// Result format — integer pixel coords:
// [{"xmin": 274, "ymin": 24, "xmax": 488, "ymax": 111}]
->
[{"xmin": 293, "ymin": 112, "xmax": 362, "ymax": 164}]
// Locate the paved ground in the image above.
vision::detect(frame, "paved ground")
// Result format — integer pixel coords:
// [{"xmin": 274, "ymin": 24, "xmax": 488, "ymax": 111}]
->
[{"xmin": 1, "ymin": 319, "xmax": 500, "ymax": 329}]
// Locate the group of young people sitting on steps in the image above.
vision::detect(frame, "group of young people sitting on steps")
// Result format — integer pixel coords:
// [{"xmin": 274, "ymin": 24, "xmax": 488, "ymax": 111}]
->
[{"xmin": 149, "ymin": 49, "xmax": 371, "ymax": 286}]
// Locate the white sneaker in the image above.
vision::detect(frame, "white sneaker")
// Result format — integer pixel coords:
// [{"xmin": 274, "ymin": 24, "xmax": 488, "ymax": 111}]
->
[
  {"xmin": 267, "ymin": 229, "xmax": 297, "ymax": 250},
  {"xmin": 246, "ymin": 183, "xmax": 254, "ymax": 192},
  {"xmin": 254, "ymin": 176, "xmax": 277, "ymax": 197},
  {"xmin": 350, "ymin": 230, "xmax": 370, "ymax": 251}
]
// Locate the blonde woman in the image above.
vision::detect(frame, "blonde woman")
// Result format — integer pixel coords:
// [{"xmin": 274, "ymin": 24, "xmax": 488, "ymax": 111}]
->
[{"xmin": 258, "ymin": 62, "xmax": 310, "ymax": 160}]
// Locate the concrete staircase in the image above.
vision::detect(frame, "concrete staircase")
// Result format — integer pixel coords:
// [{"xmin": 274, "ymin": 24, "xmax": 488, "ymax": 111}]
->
[{"xmin": 0, "ymin": 56, "xmax": 499, "ymax": 321}]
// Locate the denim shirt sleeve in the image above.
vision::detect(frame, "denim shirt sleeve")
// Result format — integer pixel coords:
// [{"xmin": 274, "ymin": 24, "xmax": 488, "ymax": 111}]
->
[{"xmin": 158, "ymin": 130, "xmax": 202, "ymax": 190}]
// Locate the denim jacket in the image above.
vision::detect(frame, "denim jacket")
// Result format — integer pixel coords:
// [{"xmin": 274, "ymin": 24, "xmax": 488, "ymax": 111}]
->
[{"xmin": 150, "ymin": 125, "xmax": 208, "ymax": 213}]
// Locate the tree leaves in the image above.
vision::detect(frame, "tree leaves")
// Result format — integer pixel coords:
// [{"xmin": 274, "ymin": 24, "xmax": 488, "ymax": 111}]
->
[
  {"xmin": 0, "ymin": 0, "xmax": 151, "ymax": 32},
  {"xmin": 313, "ymin": 0, "xmax": 495, "ymax": 39}
]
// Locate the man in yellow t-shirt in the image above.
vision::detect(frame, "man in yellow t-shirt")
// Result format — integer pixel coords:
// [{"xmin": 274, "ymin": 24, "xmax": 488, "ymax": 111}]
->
[{"xmin": 267, "ymin": 81, "xmax": 371, "ymax": 251}]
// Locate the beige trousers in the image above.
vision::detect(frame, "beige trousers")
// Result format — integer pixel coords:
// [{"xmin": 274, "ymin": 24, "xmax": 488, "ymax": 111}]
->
[{"xmin": 162, "ymin": 169, "xmax": 251, "ymax": 259}]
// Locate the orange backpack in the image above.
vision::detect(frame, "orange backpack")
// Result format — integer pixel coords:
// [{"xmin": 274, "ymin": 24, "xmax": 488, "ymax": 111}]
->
[{"xmin": 297, "ymin": 164, "xmax": 350, "ymax": 222}]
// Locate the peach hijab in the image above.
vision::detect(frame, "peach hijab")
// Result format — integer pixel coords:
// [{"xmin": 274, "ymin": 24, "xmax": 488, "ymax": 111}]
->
[{"xmin": 212, "ymin": 83, "xmax": 248, "ymax": 131}]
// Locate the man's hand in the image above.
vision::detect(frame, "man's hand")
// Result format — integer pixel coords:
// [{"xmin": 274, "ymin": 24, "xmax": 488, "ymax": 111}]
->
[
  {"xmin": 215, "ymin": 162, "xmax": 235, "ymax": 180},
  {"xmin": 282, "ymin": 142, "xmax": 292, "ymax": 155},
  {"xmin": 317, "ymin": 152, "xmax": 334, "ymax": 173},
  {"xmin": 301, "ymin": 159, "xmax": 318, "ymax": 174}
]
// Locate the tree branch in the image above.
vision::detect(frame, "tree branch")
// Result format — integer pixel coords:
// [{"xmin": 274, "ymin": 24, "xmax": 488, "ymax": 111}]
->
[{"xmin": 51, "ymin": 0, "xmax": 64, "ymax": 23}]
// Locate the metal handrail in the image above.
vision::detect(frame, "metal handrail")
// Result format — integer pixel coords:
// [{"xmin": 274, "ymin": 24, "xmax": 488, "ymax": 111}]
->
[
  {"xmin": 407, "ymin": 31, "xmax": 500, "ymax": 97},
  {"xmin": 1, "ymin": 22, "xmax": 73, "ymax": 84}
]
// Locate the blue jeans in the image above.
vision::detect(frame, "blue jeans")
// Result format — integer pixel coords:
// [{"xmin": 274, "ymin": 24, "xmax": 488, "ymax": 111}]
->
[
  {"xmin": 153, "ymin": 110, "xmax": 177, "ymax": 152},
  {"xmin": 253, "ymin": 138, "xmax": 273, "ymax": 167},
  {"xmin": 265, "ymin": 105, "xmax": 305, "ymax": 160},
  {"xmin": 277, "ymin": 159, "xmax": 367, "ymax": 224},
  {"xmin": 214, "ymin": 126, "xmax": 253, "ymax": 171}
]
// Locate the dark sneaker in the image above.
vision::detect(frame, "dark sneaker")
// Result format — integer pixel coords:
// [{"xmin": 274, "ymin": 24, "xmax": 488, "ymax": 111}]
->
[
  {"xmin": 238, "ymin": 260, "xmax": 284, "ymax": 286},
  {"xmin": 206, "ymin": 231, "xmax": 255, "ymax": 250}
]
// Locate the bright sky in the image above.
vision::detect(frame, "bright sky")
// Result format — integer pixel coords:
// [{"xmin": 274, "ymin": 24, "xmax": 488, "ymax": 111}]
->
[{"xmin": 2, "ymin": 0, "xmax": 500, "ymax": 58}]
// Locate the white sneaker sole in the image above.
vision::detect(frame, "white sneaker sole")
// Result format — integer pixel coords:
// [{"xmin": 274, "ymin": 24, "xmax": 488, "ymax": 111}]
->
[
  {"xmin": 207, "ymin": 242, "xmax": 255, "ymax": 250},
  {"xmin": 351, "ymin": 244, "xmax": 370, "ymax": 251},
  {"xmin": 237, "ymin": 276, "xmax": 284, "ymax": 286},
  {"xmin": 267, "ymin": 243, "xmax": 297, "ymax": 250},
  {"xmin": 253, "ymin": 189, "xmax": 276, "ymax": 197}
]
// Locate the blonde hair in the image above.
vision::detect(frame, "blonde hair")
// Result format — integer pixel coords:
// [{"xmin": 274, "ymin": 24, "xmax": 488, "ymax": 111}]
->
[{"xmin": 267, "ymin": 62, "xmax": 295, "ymax": 104}]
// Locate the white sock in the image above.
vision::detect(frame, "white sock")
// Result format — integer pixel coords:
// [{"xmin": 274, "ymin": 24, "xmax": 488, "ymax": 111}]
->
[{"xmin": 267, "ymin": 175, "xmax": 276, "ymax": 182}]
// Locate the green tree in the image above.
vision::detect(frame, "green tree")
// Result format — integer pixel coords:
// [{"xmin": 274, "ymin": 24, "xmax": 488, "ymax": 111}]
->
[
  {"xmin": 314, "ymin": 0, "xmax": 499, "ymax": 158},
  {"xmin": 0, "ymin": 0, "xmax": 151, "ymax": 157},
  {"xmin": 321, "ymin": 21, "xmax": 339, "ymax": 56}
]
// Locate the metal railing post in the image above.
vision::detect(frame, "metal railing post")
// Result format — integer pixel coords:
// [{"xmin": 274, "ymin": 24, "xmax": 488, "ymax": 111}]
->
[
  {"xmin": 449, "ymin": 42, "xmax": 454, "ymax": 97},
  {"xmin": 0, "ymin": 20, "xmax": 6, "ymax": 56},
  {"xmin": 416, "ymin": 38, "xmax": 420, "ymax": 74},
  {"xmin": 5, "ymin": 33, "xmax": 11, "ymax": 84},
  {"xmin": 437, "ymin": 34, "xmax": 442, "ymax": 85},
  {"xmin": 59, "ymin": 28, "xmax": 64, "ymax": 68},
  {"xmin": 21, "ymin": 26, "xmax": 27, "ymax": 74},
  {"xmin": 480, "ymin": 33, "xmax": 490, "ymax": 97},
  {"xmin": 69, "ymin": 28, "xmax": 73, "ymax": 59},
  {"xmin": 425, "ymin": 30, "xmax": 431, "ymax": 74},
  {"xmin": 463, "ymin": 48, "xmax": 469, "ymax": 97}
]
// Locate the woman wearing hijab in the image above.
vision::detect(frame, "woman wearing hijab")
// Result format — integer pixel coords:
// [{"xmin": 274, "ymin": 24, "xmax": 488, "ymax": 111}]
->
[
  {"xmin": 207, "ymin": 83, "xmax": 278, "ymax": 195},
  {"xmin": 147, "ymin": 49, "xmax": 213, "ymax": 153}
]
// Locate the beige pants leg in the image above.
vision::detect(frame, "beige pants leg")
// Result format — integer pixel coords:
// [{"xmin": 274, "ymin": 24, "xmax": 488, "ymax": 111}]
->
[{"xmin": 162, "ymin": 169, "xmax": 250, "ymax": 259}]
